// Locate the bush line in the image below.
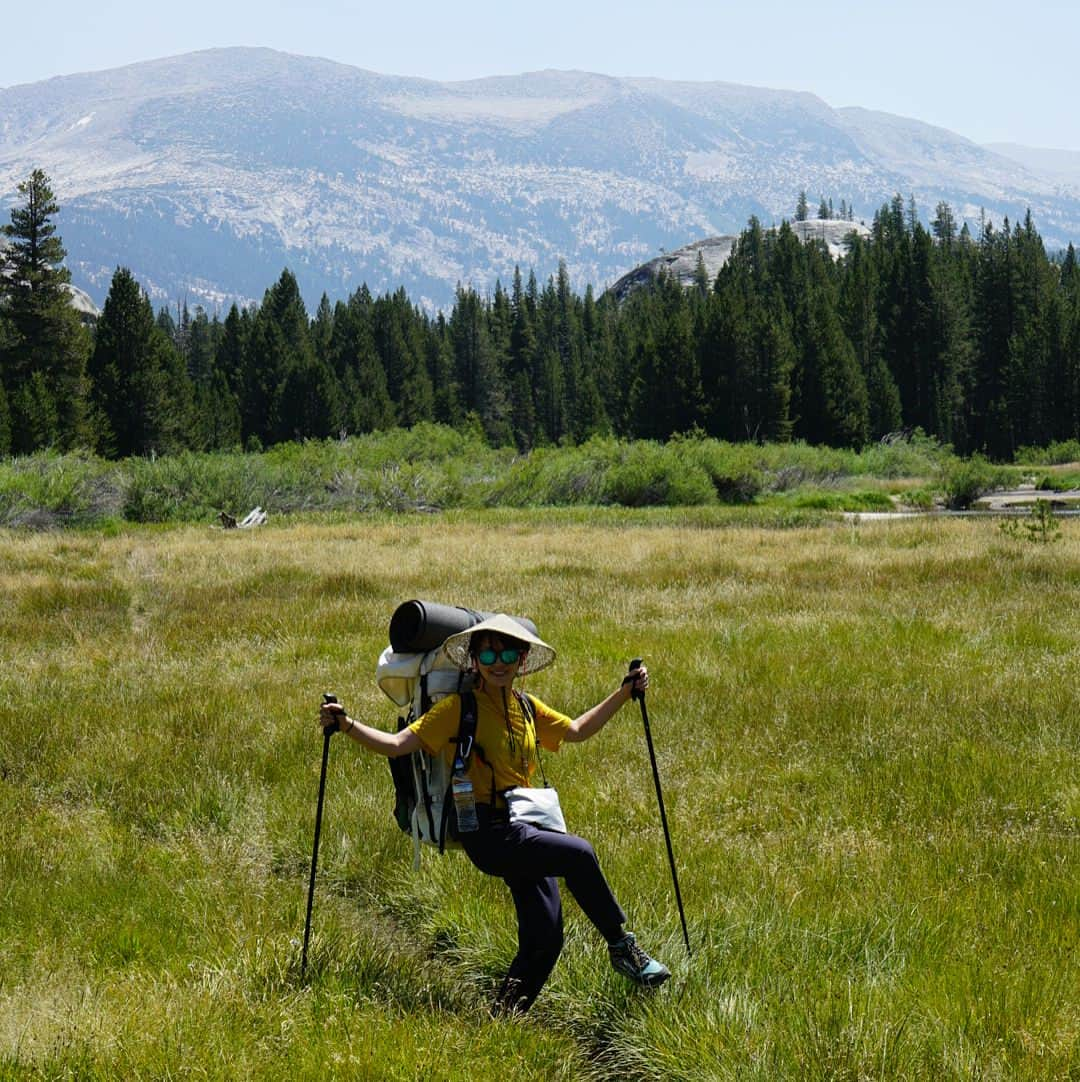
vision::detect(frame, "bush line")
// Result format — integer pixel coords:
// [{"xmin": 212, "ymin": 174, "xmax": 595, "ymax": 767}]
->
[{"xmin": 0, "ymin": 425, "xmax": 1018, "ymax": 528}]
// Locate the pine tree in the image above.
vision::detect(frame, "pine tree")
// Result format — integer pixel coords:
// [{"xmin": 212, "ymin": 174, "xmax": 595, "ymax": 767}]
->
[
  {"xmin": 1064, "ymin": 258, "xmax": 1080, "ymax": 439},
  {"xmin": 554, "ymin": 261, "xmax": 595, "ymax": 441},
  {"xmin": 1040, "ymin": 285, "xmax": 1072, "ymax": 442},
  {"xmin": 311, "ymin": 294, "xmax": 334, "ymax": 368},
  {"xmin": 873, "ymin": 197, "xmax": 917, "ymax": 432},
  {"xmin": 588, "ymin": 290, "xmax": 622, "ymax": 428},
  {"xmin": 12, "ymin": 370, "xmax": 61, "ymax": 451},
  {"xmin": 186, "ymin": 306, "xmax": 217, "ymax": 386},
  {"xmin": 796, "ymin": 191, "xmax": 809, "ymax": 222},
  {"xmin": 693, "ymin": 251, "xmax": 710, "ymax": 296},
  {"xmin": 2, "ymin": 170, "xmax": 69, "ymax": 356},
  {"xmin": 88, "ymin": 267, "xmax": 192, "ymax": 457},
  {"xmin": 427, "ymin": 313, "xmax": 462, "ymax": 427},
  {"xmin": 927, "ymin": 214, "xmax": 976, "ymax": 447},
  {"xmin": 905, "ymin": 222, "xmax": 941, "ymax": 433},
  {"xmin": 489, "ymin": 279, "xmax": 514, "ymax": 418},
  {"xmin": 695, "ymin": 219, "xmax": 797, "ymax": 443},
  {"xmin": 839, "ymin": 233, "xmax": 901, "ymax": 438},
  {"xmin": 508, "ymin": 267, "xmax": 539, "ymax": 448},
  {"xmin": 452, "ymin": 287, "xmax": 512, "ymax": 444},
  {"xmin": 751, "ymin": 296, "xmax": 796, "ymax": 441},
  {"xmin": 0, "ymin": 168, "xmax": 91, "ymax": 451},
  {"xmin": 237, "ymin": 301, "xmax": 280, "ymax": 446},
  {"xmin": 215, "ymin": 304, "xmax": 251, "ymax": 401},
  {"xmin": 169, "ymin": 303, "xmax": 236, "ymax": 450},
  {"xmin": 793, "ymin": 243, "xmax": 869, "ymax": 447},
  {"xmin": 1061, "ymin": 244, "xmax": 1078, "ymax": 291},
  {"xmin": 932, "ymin": 202, "xmax": 957, "ymax": 246},
  {"xmin": 574, "ymin": 284, "xmax": 610, "ymax": 440},
  {"xmin": 240, "ymin": 270, "xmax": 341, "ymax": 445},
  {"xmin": 373, "ymin": 288, "xmax": 433, "ymax": 427},
  {"xmin": 705, "ymin": 225, "xmax": 772, "ymax": 440},
  {"xmin": 1004, "ymin": 212, "xmax": 1056, "ymax": 449},
  {"xmin": 0, "ymin": 375, "xmax": 10, "ymax": 455},
  {"xmin": 971, "ymin": 219, "xmax": 1015, "ymax": 455},
  {"xmin": 630, "ymin": 272, "xmax": 704, "ymax": 438},
  {"xmin": 333, "ymin": 287, "xmax": 394, "ymax": 435}
]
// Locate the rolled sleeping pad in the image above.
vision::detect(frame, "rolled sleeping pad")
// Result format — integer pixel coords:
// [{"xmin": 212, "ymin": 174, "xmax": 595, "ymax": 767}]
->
[{"xmin": 388, "ymin": 599, "xmax": 539, "ymax": 654}]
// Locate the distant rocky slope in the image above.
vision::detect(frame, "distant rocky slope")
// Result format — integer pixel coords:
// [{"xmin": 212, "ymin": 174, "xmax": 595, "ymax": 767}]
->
[
  {"xmin": 609, "ymin": 219, "xmax": 870, "ymax": 300},
  {"xmin": 0, "ymin": 48, "xmax": 1076, "ymax": 311},
  {"xmin": 64, "ymin": 283, "xmax": 100, "ymax": 320}
]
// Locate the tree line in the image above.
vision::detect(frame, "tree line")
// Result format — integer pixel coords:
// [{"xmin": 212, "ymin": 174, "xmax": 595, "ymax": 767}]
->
[{"xmin": 3, "ymin": 170, "xmax": 1080, "ymax": 461}]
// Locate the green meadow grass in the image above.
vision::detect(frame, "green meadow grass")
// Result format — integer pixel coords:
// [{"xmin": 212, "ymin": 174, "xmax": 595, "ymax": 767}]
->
[{"xmin": 1, "ymin": 510, "xmax": 1078, "ymax": 1079}]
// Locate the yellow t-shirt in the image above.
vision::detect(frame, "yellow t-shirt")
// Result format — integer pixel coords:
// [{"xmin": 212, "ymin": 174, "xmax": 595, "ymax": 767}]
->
[{"xmin": 409, "ymin": 686, "xmax": 572, "ymax": 802}]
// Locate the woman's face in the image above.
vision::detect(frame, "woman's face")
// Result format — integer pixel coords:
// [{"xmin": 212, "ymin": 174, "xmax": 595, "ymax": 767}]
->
[{"xmin": 473, "ymin": 634, "xmax": 526, "ymax": 689}]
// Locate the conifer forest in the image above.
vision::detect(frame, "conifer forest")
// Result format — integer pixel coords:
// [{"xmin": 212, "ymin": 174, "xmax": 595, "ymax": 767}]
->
[{"xmin": 4, "ymin": 170, "xmax": 1080, "ymax": 462}]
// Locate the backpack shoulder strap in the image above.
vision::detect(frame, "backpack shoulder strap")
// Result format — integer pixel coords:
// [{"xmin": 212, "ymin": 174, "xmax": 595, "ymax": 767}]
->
[
  {"xmin": 455, "ymin": 690, "xmax": 478, "ymax": 766},
  {"xmin": 513, "ymin": 690, "xmax": 549, "ymax": 786},
  {"xmin": 514, "ymin": 690, "xmax": 536, "ymax": 725},
  {"xmin": 438, "ymin": 690, "xmax": 483, "ymax": 852}
]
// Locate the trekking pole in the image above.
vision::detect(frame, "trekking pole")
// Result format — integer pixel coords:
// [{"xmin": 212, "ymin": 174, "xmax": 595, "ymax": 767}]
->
[
  {"xmin": 628, "ymin": 659, "xmax": 691, "ymax": 956},
  {"xmin": 301, "ymin": 693, "xmax": 337, "ymax": 981}
]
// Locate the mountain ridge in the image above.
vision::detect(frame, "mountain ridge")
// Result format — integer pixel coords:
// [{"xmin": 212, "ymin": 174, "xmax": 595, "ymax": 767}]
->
[{"xmin": 1, "ymin": 47, "xmax": 1077, "ymax": 311}]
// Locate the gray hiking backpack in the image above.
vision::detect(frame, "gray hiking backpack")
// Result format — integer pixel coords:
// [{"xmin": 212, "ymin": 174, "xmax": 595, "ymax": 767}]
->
[{"xmin": 376, "ymin": 600, "xmax": 542, "ymax": 866}]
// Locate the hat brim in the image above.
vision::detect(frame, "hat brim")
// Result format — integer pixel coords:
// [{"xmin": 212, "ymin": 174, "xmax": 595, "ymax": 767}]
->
[{"xmin": 440, "ymin": 613, "xmax": 556, "ymax": 675}]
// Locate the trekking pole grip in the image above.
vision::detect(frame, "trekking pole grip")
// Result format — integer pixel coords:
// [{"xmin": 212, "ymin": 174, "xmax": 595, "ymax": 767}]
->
[
  {"xmin": 627, "ymin": 657, "xmax": 644, "ymax": 702},
  {"xmin": 322, "ymin": 692, "xmax": 340, "ymax": 734}
]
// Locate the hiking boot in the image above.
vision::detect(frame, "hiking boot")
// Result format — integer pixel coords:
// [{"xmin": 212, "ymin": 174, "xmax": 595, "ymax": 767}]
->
[{"xmin": 608, "ymin": 932, "xmax": 671, "ymax": 987}]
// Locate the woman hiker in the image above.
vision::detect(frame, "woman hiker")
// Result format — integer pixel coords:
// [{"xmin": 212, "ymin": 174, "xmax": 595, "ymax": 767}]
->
[{"xmin": 319, "ymin": 612, "xmax": 671, "ymax": 1014}]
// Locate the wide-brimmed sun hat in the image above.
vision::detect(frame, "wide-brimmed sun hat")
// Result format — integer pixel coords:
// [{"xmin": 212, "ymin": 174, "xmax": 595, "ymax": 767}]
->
[{"xmin": 440, "ymin": 613, "xmax": 556, "ymax": 675}]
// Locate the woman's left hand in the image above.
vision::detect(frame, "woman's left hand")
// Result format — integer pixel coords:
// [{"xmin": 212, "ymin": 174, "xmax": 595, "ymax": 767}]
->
[{"xmin": 624, "ymin": 663, "xmax": 649, "ymax": 697}]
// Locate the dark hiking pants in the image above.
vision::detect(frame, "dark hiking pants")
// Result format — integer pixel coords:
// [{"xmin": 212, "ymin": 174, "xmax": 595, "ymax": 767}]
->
[{"xmin": 461, "ymin": 806, "xmax": 626, "ymax": 1013}]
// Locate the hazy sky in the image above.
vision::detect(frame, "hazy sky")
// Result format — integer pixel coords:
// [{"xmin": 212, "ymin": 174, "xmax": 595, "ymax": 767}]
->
[{"xmin": 7, "ymin": 0, "xmax": 1080, "ymax": 151}]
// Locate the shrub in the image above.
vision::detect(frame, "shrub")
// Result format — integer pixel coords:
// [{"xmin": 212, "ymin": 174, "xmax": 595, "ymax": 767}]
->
[
  {"xmin": 122, "ymin": 451, "xmax": 272, "ymax": 522},
  {"xmin": 0, "ymin": 451, "xmax": 123, "ymax": 527},
  {"xmin": 998, "ymin": 499, "xmax": 1062, "ymax": 545},
  {"xmin": 856, "ymin": 429, "xmax": 952, "ymax": 478},
  {"xmin": 941, "ymin": 454, "xmax": 1012, "ymax": 509},
  {"xmin": 791, "ymin": 488, "xmax": 895, "ymax": 512},
  {"xmin": 1034, "ymin": 472, "xmax": 1080, "ymax": 493},
  {"xmin": 670, "ymin": 436, "xmax": 763, "ymax": 503},
  {"xmin": 1014, "ymin": 439, "xmax": 1080, "ymax": 466},
  {"xmin": 898, "ymin": 486, "xmax": 937, "ymax": 511},
  {"xmin": 480, "ymin": 440, "xmax": 615, "ymax": 507},
  {"xmin": 602, "ymin": 440, "xmax": 716, "ymax": 507}
]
